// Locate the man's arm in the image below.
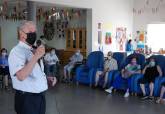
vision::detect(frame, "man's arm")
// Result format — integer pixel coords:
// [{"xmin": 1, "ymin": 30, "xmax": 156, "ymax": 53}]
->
[{"xmin": 16, "ymin": 46, "xmax": 45, "ymax": 81}]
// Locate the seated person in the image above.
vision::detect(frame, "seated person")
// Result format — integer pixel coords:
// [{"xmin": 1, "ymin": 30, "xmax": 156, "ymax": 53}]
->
[
  {"xmin": 44, "ymin": 48, "xmax": 59, "ymax": 86},
  {"xmin": 0, "ymin": 48, "xmax": 10, "ymax": 89},
  {"xmin": 156, "ymin": 82, "xmax": 165, "ymax": 104},
  {"xmin": 95, "ymin": 51, "xmax": 118, "ymax": 88},
  {"xmin": 140, "ymin": 57, "xmax": 162, "ymax": 100},
  {"xmin": 63, "ymin": 49, "xmax": 83, "ymax": 82},
  {"xmin": 106, "ymin": 57, "xmax": 141, "ymax": 98}
]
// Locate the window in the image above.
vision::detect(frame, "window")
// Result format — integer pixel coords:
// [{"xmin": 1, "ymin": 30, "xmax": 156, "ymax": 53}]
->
[{"xmin": 147, "ymin": 24, "xmax": 165, "ymax": 52}]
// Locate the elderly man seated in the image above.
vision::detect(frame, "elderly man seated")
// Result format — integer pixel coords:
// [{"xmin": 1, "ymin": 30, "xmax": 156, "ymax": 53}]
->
[{"xmin": 63, "ymin": 50, "xmax": 83, "ymax": 82}]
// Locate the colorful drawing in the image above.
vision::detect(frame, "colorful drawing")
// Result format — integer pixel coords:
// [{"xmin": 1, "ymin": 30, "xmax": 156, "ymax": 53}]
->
[
  {"xmin": 105, "ymin": 32, "xmax": 112, "ymax": 44},
  {"xmin": 98, "ymin": 31, "xmax": 102, "ymax": 44},
  {"xmin": 136, "ymin": 31, "xmax": 147, "ymax": 50},
  {"xmin": 116, "ymin": 27, "xmax": 127, "ymax": 51},
  {"xmin": 102, "ymin": 23, "xmax": 112, "ymax": 30}
]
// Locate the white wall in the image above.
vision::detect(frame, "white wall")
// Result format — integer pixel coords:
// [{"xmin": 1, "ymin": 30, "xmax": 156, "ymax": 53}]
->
[
  {"xmin": 0, "ymin": 20, "xmax": 23, "ymax": 51},
  {"xmin": 33, "ymin": 0, "xmax": 134, "ymax": 54},
  {"xmin": 133, "ymin": 0, "xmax": 165, "ymax": 36}
]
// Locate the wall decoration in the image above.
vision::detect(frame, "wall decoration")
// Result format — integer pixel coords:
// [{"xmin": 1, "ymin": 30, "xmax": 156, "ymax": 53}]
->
[
  {"xmin": 116, "ymin": 27, "xmax": 127, "ymax": 51},
  {"xmin": 98, "ymin": 31, "xmax": 102, "ymax": 44},
  {"xmin": 136, "ymin": 31, "xmax": 147, "ymax": 50},
  {"xmin": 102, "ymin": 23, "xmax": 112, "ymax": 30},
  {"xmin": 98, "ymin": 23, "xmax": 102, "ymax": 29},
  {"xmin": 0, "ymin": 0, "xmax": 26, "ymax": 21},
  {"xmin": 133, "ymin": 0, "xmax": 165, "ymax": 15},
  {"xmin": 43, "ymin": 21, "xmax": 55, "ymax": 41},
  {"xmin": 105, "ymin": 32, "xmax": 112, "ymax": 45}
]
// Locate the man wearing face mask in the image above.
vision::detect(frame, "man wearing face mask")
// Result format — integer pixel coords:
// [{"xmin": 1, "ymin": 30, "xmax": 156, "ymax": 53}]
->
[
  {"xmin": 95, "ymin": 51, "xmax": 118, "ymax": 88},
  {"xmin": 8, "ymin": 21, "xmax": 48, "ymax": 114},
  {"xmin": 63, "ymin": 49, "xmax": 83, "ymax": 82},
  {"xmin": 140, "ymin": 57, "xmax": 162, "ymax": 100},
  {"xmin": 0, "ymin": 48, "xmax": 10, "ymax": 89},
  {"xmin": 44, "ymin": 48, "xmax": 58, "ymax": 86}
]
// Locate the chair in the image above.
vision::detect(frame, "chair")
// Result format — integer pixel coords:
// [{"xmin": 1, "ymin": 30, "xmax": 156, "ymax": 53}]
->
[
  {"xmin": 112, "ymin": 53, "xmax": 145, "ymax": 92},
  {"xmin": 133, "ymin": 55, "xmax": 165, "ymax": 96},
  {"xmin": 76, "ymin": 51, "xmax": 104, "ymax": 86},
  {"xmin": 106, "ymin": 52, "xmax": 127, "ymax": 87},
  {"xmin": 153, "ymin": 55, "xmax": 165, "ymax": 97}
]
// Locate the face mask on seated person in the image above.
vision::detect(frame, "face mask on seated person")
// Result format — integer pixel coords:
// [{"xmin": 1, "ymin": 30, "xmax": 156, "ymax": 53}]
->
[
  {"xmin": 2, "ymin": 52, "xmax": 7, "ymax": 57},
  {"xmin": 76, "ymin": 52, "xmax": 80, "ymax": 56},
  {"xmin": 26, "ymin": 32, "xmax": 37, "ymax": 46},
  {"xmin": 149, "ymin": 61, "xmax": 156, "ymax": 67},
  {"xmin": 107, "ymin": 55, "xmax": 112, "ymax": 60},
  {"xmin": 51, "ymin": 50, "xmax": 55, "ymax": 55}
]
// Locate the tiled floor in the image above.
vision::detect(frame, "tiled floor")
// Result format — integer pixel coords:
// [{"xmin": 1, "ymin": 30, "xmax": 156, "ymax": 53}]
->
[{"xmin": 0, "ymin": 83, "xmax": 165, "ymax": 114}]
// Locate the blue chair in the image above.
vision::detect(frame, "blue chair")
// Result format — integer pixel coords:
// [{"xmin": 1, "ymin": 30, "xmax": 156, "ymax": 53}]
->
[
  {"xmin": 153, "ymin": 55, "xmax": 165, "ymax": 97},
  {"xmin": 133, "ymin": 55, "xmax": 165, "ymax": 95},
  {"xmin": 76, "ymin": 51, "xmax": 104, "ymax": 86},
  {"xmin": 106, "ymin": 52, "xmax": 127, "ymax": 87},
  {"xmin": 112, "ymin": 53, "xmax": 145, "ymax": 92}
]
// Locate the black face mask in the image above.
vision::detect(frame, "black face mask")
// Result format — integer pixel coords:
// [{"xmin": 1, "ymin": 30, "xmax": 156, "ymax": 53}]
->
[{"xmin": 26, "ymin": 32, "xmax": 37, "ymax": 45}]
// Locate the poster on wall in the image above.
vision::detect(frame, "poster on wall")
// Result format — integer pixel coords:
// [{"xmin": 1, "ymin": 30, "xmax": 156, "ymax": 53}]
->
[
  {"xmin": 105, "ymin": 32, "xmax": 112, "ymax": 45},
  {"xmin": 98, "ymin": 31, "xmax": 102, "ymax": 44},
  {"xmin": 136, "ymin": 31, "xmax": 147, "ymax": 49},
  {"xmin": 116, "ymin": 27, "xmax": 127, "ymax": 51}
]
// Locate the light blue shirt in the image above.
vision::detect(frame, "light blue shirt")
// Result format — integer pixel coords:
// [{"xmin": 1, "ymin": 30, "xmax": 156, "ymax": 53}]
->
[
  {"xmin": 8, "ymin": 41, "xmax": 48, "ymax": 93},
  {"xmin": 70, "ymin": 53, "xmax": 83, "ymax": 64}
]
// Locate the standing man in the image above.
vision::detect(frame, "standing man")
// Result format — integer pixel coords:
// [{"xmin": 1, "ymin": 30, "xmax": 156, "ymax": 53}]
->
[{"xmin": 8, "ymin": 21, "xmax": 48, "ymax": 114}]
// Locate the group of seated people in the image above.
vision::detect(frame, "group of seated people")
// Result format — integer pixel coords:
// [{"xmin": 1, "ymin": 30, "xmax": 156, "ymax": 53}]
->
[{"xmin": 92, "ymin": 51, "xmax": 165, "ymax": 104}]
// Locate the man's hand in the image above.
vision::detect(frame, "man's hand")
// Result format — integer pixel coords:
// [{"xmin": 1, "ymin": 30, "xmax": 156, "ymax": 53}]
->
[{"xmin": 34, "ymin": 45, "xmax": 45, "ymax": 60}]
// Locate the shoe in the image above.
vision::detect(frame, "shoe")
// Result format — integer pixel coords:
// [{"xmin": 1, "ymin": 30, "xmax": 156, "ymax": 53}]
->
[
  {"xmin": 156, "ymin": 99, "xmax": 161, "ymax": 104},
  {"xmin": 124, "ymin": 92, "xmax": 130, "ymax": 98},
  {"xmin": 141, "ymin": 96, "xmax": 149, "ymax": 100},
  {"xmin": 52, "ymin": 79, "xmax": 57, "ymax": 87},
  {"xmin": 148, "ymin": 96, "xmax": 154, "ymax": 100},
  {"xmin": 5, "ymin": 86, "xmax": 10, "ymax": 90},
  {"xmin": 105, "ymin": 88, "xmax": 112, "ymax": 94}
]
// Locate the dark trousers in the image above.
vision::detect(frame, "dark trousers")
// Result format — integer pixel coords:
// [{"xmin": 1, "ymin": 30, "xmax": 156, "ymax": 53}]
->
[{"xmin": 15, "ymin": 90, "xmax": 46, "ymax": 114}]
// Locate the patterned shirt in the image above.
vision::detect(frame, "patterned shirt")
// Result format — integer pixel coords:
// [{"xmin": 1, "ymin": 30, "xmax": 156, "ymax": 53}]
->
[
  {"xmin": 104, "ymin": 58, "xmax": 118, "ymax": 71},
  {"xmin": 125, "ymin": 64, "xmax": 141, "ymax": 73}
]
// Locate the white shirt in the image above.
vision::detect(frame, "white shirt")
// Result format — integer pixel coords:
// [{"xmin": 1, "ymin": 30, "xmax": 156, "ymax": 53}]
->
[
  {"xmin": 8, "ymin": 41, "xmax": 48, "ymax": 93},
  {"xmin": 69, "ymin": 53, "xmax": 83, "ymax": 64},
  {"xmin": 44, "ymin": 53, "xmax": 59, "ymax": 65}
]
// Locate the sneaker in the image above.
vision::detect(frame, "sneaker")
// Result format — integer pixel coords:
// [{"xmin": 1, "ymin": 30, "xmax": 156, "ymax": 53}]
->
[
  {"xmin": 52, "ymin": 79, "xmax": 57, "ymax": 87},
  {"xmin": 148, "ymin": 96, "xmax": 154, "ymax": 100},
  {"xmin": 124, "ymin": 92, "xmax": 130, "ymax": 98},
  {"xmin": 105, "ymin": 88, "xmax": 112, "ymax": 94},
  {"xmin": 141, "ymin": 96, "xmax": 149, "ymax": 100}
]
